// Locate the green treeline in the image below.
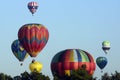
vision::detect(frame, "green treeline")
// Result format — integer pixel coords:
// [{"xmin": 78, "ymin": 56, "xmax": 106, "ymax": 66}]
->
[{"xmin": 0, "ymin": 70, "xmax": 120, "ymax": 80}]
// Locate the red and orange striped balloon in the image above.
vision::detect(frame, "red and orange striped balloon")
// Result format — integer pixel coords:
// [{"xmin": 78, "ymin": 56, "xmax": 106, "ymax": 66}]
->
[{"xmin": 18, "ymin": 23, "xmax": 49, "ymax": 57}]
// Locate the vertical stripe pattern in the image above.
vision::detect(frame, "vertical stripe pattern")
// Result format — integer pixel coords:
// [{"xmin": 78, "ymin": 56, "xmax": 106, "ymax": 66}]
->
[{"xmin": 51, "ymin": 49, "xmax": 96, "ymax": 77}]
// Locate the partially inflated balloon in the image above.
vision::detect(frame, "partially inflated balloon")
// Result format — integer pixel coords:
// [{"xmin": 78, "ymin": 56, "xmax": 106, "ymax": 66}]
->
[
  {"xmin": 11, "ymin": 39, "xmax": 28, "ymax": 62},
  {"xmin": 29, "ymin": 60, "xmax": 43, "ymax": 73},
  {"xmin": 28, "ymin": 2, "xmax": 38, "ymax": 15},
  {"xmin": 102, "ymin": 41, "xmax": 110, "ymax": 54},
  {"xmin": 18, "ymin": 23, "xmax": 49, "ymax": 57},
  {"xmin": 51, "ymin": 49, "xmax": 96, "ymax": 77},
  {"xmin": 96, "ymin": 57, "xmax": 107, "ymax": 72}
]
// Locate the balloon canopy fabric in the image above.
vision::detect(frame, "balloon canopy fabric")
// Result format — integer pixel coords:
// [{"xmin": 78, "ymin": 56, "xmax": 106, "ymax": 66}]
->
[
  {"xmin": 18, "ymin": 23, "xmax": 49, "ymax": 57},
  {"xmin": 96, "ymin": 57, "xmax": 107, "ymax": 70},
  {"xmin": 51, "ymin": 49, "xmax": 96, "ymax": 77},
  {"xmin": 29, "ymin": 60, "xmax": 43, "ymax": 73},
  {"xmin": 11, "ymin": 39, "xmax": 28, "ymax": 62},
  {"xmin": 28, "ymin": 1, "xmax": 38, "ymax": 15},
  {"xmin": 102, "ymin": 41, "xmax": 111, "ymax": 54}
]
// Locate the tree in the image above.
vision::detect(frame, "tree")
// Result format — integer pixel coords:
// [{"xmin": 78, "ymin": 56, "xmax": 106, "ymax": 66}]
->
[
  {"xmin": 70, "ymin": 66, "xmax": 94, "ymax": 80},
  {"xmin": 111, "ymin": 71, "xmax": 120, "ymax": 80},
  {"xmin": 13, "ymin": 71, "xmax": 50, "ymax": 80},
  {"xmin": 53, "ymin": 65, "xmax": 96, "ymax": 80},
  {"xmin": 20, "ymin": 71, "xmax": 31, "ymax": 80},
  {"xmin": 0, "ymin": 73, "xmax": 13, "ymax": 80},
  {"xmin": 101, "ymin": 73, "xmax": 111, "ymax": 80},
  {"xmin": 20, "ymin": 71, "xmax": 50, "ymax": 80},
  {"xmin": 101, "ymin": 71, "xmax": 120, "ymax": 80}
]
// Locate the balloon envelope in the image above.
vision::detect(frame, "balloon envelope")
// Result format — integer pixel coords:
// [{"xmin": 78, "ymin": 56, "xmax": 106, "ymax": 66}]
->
[
  {"xmin": 51, "ymin": 49, "xmax": 96, "ymax": 77},
  {"xmin": 28, "ymin": 1, "xmax": 38, "ymax": 15},
  {"xmin": 11, "ymin": 39, "xmax": 28, "ymax": 62},
  {"xmin": 102, "ymin": 41, "xmax": 110, "ymax": 54},
  {"xmin": 29, "ymin": 61, "xmax": 43, "ymax": 73},
  {"xmin": 18, "ymin": 23, "xmax": 49, "ymax": 57},
  {"xmin": 96, "ymin": 57, "xmax": 107, "ymax": 70}
]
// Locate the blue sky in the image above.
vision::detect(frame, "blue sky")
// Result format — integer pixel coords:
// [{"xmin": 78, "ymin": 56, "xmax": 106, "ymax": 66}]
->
[{"xmin": 0, "ymin": 0, "xmax": 120, "ymax": 79}]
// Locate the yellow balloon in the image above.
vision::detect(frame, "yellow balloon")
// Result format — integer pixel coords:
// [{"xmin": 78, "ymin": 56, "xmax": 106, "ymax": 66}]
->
[{"xmin": 29, "ymin": 61, "xmax": 43, "ymax": 73}]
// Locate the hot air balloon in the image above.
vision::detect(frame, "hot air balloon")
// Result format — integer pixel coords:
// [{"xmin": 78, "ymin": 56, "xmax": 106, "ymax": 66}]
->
[
  {"xmin": 96, "ymin": 57, "xmax": 108, "ymax": 72},
  {"xmin": 28, "ymin": 1, "xmax": 38, "ymax": 15},
  {"xmin": 102, "ymin": 41, "xmax": 111, "ymax": 54},
  {"xmin": 18, "ymin": 23, "xmax": 49, "ymax": 57},
  {"xmin": 11, "ymin": 39, "xmax": 28, "ymax": 65},
  {"xmin": 51, "ymin": 49, "xmax": 96, "ymax": 77},
  {"xmin": 29, "ymin": 60, "xmax": 43, "ymax": 73}
]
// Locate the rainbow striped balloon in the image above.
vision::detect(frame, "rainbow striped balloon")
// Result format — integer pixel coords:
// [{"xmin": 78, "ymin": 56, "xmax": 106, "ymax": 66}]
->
[
  {"xmin": 51, "ymin": 49, "xmax": 96, "ymax": 77},
  {"xmin": 18, "ymin": 23, "xmax": 49, "ymax": 57}
]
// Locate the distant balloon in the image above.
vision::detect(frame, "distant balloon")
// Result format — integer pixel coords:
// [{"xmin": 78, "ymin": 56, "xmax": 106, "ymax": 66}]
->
[
  {"xmin": 51, "ymin": 49, "xmax": 96, "ymax": 77},
  {"xmin": 96, "ymin": 57, "xmax": 107, "ymax": 72},
  {"xmin": 11, "ymin": 39, "xmax": 28, "ymax": 65},
  {"xmin": 29, "ymin": 60, "xmax": 43, "ymax": 73},
  {"xmin": 102, "ymin": 41, "xmax": 111, "ymax": 54},
  {"xmin": 28, "ymin": 1, "xmax": 39, "ymax": 15},
  {"xmin": 18, "ymin": 23, "xmax": 49, "ymax": 57}
]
